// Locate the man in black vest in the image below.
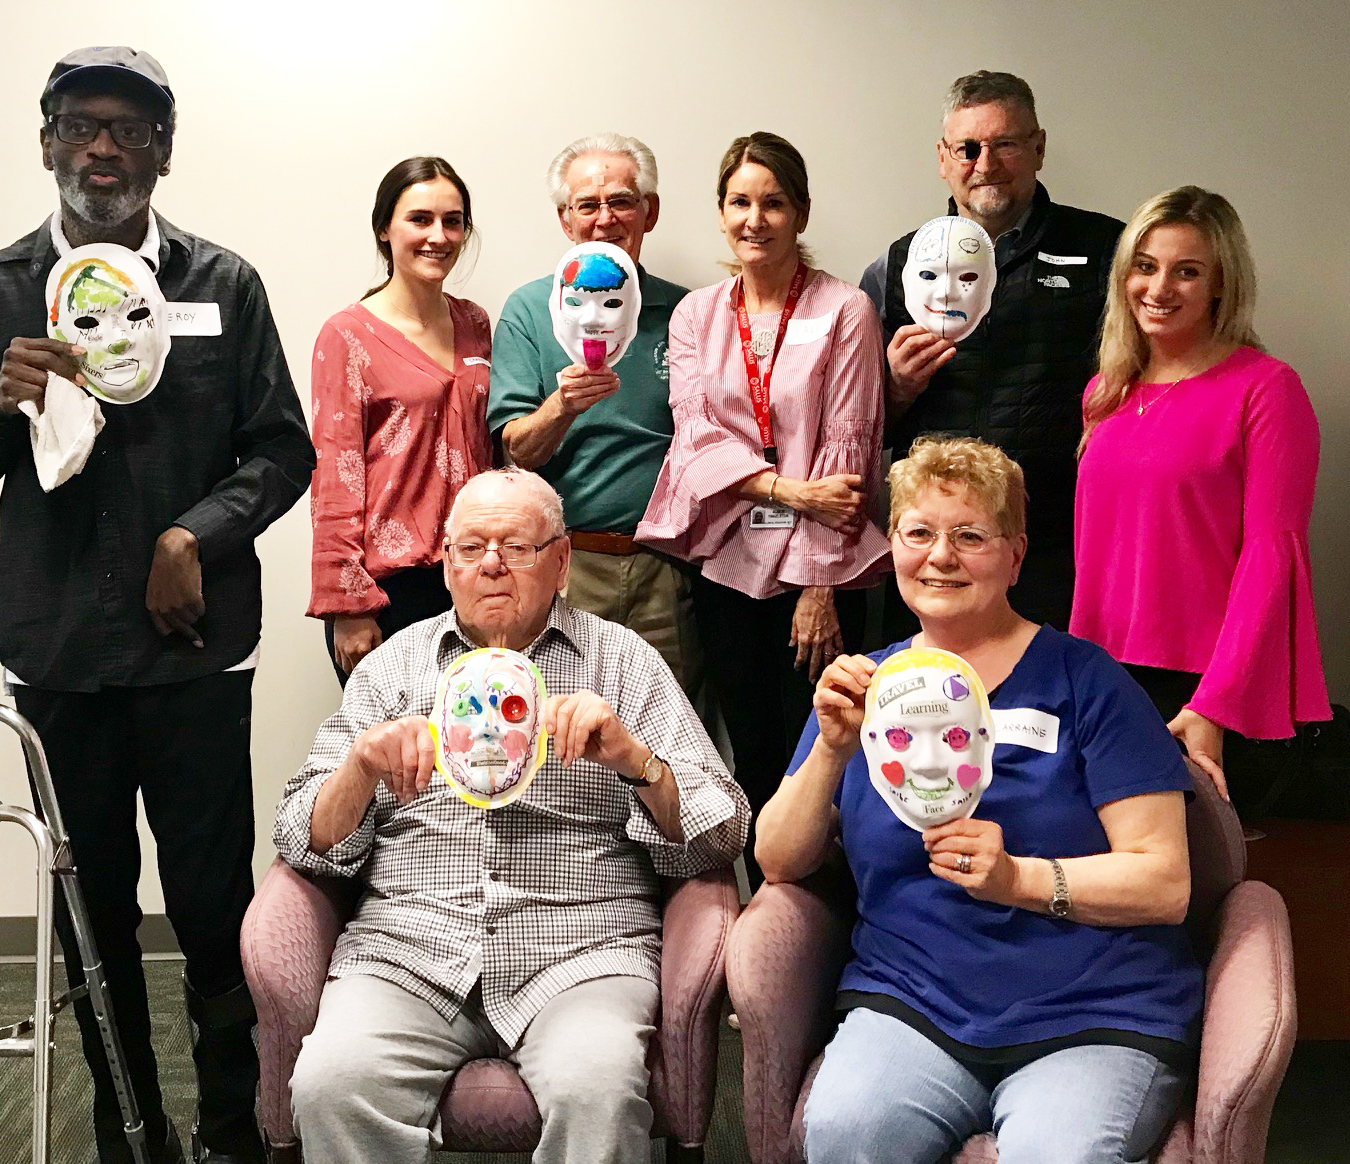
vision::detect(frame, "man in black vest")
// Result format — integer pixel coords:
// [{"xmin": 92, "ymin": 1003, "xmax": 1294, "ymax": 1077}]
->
[{"xmin": 861, "ymin": 71, "xmax": 1123, "ymax": 635}]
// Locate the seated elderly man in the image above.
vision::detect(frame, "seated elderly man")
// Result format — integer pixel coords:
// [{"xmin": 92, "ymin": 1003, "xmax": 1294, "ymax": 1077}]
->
[{"xmin": 273, "ymin": 467, "xmax": 749, "ymax": 1164}]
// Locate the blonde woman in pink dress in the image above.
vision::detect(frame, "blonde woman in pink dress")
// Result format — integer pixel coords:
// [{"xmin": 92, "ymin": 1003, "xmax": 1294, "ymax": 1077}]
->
[
  {"xmin": 1071, "ymin": 185, "xmax": 1329, "ymax": 812},
  {"xmin": 638, "ymin": 132, "xmax": 889, "ymax": 882},
  {"xmin": 309, "ymin": 157, "xmax": 493, "ymax": 684}
]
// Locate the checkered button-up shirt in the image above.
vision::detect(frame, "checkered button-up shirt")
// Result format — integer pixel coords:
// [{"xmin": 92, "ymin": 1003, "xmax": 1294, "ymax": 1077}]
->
[{"xmin": 273, "ymin": 599, "xmax": 749, "ymax": 1043}]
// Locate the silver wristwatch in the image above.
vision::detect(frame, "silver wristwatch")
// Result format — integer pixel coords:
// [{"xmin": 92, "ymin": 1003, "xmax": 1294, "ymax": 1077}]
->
[{"xmin": 1048, "ymin": 859, "xmax": 1072, "ymax": 918}]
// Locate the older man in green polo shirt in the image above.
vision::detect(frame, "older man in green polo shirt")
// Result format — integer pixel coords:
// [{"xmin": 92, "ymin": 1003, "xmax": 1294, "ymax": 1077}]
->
[{"xmin": 488, "ymin": 132, "xmax": 700, "ymax": 695}]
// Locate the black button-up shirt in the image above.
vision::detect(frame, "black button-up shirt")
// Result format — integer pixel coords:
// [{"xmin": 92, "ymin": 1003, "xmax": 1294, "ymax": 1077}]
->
[{"xmin": 0, "ymin": 214, "xmax": 315, "ymax": 691}]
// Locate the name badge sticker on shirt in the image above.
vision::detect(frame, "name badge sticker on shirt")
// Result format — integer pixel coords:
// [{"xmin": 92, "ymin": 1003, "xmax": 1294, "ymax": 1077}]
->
[
  {"xmin": 993, "ymin": 708, "xmax": 1061, "ymax": 754},
  {"xmin": 164, "ymin": 303, "xmax": 222, "ymax": 336},
  {"xmin": 749, "ymin": 503, "xmax": 797, "ymax": 529},
  {"xmin": 1036, "ymin": 253, "xmax": 1088, "ymax": 266},
  {"xmin": 463, "ymin": 356, "xmax": 491, "ymax": 368},
  {"xmin": 783, "ymin": 315, "xmax": 831, "ymax": 346}
]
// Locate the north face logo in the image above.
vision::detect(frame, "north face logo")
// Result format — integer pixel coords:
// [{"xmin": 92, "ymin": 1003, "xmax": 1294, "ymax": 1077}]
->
[{"xmin": 1038, "ymin": 275, "xmax": 1070, "ymax": 289}]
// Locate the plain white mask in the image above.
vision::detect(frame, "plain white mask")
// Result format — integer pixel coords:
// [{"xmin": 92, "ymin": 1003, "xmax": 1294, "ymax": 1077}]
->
[{"xmin": 901, "ymin": 216, "xmax": 996, "ymax": 342}]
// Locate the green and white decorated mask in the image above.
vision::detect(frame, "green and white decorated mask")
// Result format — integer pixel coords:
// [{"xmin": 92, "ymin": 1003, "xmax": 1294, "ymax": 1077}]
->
[{"xmin": 47, "ymin": 244, "xmax": 169, "ymax": 404}]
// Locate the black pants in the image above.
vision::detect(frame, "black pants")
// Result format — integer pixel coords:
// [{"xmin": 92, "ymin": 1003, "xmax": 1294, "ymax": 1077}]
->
[
  {"xmin": 692, "ymin": 576, "xmax": 868, "ymax": 886},
  {"xmin": 324, "ymin": 564, "xmax": 453, "ymax": 687},
  {"xmin": 1123, "ymin": 663, "xmax": 1297, "ymax": 821},
  {"xmin": 15, "ymin": 671, "xmax": 258, "ymax": 1161}
]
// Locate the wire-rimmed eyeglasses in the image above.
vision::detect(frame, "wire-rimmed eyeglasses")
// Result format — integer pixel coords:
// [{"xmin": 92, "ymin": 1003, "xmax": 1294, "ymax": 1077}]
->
[
  {"xmin": 448, "ymin": 535, "xmax": 563, "ymax": 568},
  {"xmin": 895, "ymin": 523, "xmax": 1006, "ymax": 555}
]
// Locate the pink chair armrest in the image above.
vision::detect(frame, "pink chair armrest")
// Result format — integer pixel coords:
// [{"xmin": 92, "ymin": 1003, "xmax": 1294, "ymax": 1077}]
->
[
  {"xmin": 240, "ymin": 857, "xmax": 357, "ymax": 1148},
  {"xmin": 1191, "ymin": 880, "xmax": 1297, "ymax": 1164},
  {"xmin": 728, "ymin": 858, "xmax": 856, "ymax": 1164},
  {"xmin": 651, "ymin": 865, "xmax": 741, "ymax": 1146}
]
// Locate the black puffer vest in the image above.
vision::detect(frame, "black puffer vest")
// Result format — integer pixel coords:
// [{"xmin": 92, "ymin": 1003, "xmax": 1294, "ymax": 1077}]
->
[{"xmin": 883, "ymin": 184, "xmax": 1123, "ymax": 547}]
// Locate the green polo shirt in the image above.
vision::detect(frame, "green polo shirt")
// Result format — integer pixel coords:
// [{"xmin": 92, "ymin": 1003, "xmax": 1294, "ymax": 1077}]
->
[{"xmin": 487, "ymin": 268, "xmax": 687, "ymax": 533}]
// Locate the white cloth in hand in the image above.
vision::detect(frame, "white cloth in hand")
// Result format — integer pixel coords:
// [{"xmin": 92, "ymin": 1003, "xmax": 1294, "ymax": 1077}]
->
[{"xmin": 19, "ymin": 371, "xmax": 105, "ymax": 492}]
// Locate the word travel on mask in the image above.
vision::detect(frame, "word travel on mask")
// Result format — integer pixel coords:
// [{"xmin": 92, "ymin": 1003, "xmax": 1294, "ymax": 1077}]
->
[
  {"xmin": 428, "ymin": 647, "xmax": 550, "ymax": 810},
  {"xmin": 47, "ymin": 243, "xmax": 169, "ymax": 404},
  {"xmin": 902, "ymin": 216, "xmax": 996, "ymax": 342},
  {"xmin": 549, "ymin": 241, "xmax": 641, "ymax": 370},
  {"xmin": 861, "ymin": 646, "xmax": 995, "ymax": 831}
]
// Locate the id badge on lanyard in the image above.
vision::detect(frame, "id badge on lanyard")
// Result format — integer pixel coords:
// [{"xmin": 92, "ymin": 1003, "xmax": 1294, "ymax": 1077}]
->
[{"xmin": 740, "ymin": 262, "xmax": 806, "ymax": 530}]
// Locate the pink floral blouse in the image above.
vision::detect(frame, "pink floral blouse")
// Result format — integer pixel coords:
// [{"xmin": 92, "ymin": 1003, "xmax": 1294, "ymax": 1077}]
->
[{"xmin": 307, "ymin": 296, "xmax": 492, "ymax": 618}]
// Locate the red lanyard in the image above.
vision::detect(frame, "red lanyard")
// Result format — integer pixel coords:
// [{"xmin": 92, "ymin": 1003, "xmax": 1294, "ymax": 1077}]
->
[{"xmin": 736, "ymin": 262, "xmax": 807, "ymax": 464}]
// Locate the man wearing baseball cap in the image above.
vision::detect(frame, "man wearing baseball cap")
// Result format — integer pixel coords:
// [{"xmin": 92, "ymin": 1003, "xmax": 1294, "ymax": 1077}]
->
[{"xmin": 0, "ymin": 47, "xmax": 314, "ymax": 1164}]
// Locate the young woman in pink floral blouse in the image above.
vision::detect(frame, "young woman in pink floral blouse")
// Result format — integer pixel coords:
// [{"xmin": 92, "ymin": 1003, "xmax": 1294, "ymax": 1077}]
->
[{"xmin": 308, "ymin": 157, "xmax": 493, "ymax": 683}]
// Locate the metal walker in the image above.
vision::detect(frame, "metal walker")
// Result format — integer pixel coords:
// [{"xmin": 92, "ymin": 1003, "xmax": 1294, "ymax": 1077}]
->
[{"xmin": 0, "ymin": 704, "xmax": 150, "ymax": 1164}]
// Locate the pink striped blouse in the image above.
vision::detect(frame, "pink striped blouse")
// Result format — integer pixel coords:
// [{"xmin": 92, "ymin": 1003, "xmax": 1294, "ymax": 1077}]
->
[{"xmin": 636, "ymin": 271, "xmax": 890, "ymax": 599}]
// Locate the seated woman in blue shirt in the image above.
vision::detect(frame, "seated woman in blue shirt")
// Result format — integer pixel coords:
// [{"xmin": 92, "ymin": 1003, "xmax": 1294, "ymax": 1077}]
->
[{"xmin": 756, "ymin": 436, "xmax": 1202, "ymax": 1164}]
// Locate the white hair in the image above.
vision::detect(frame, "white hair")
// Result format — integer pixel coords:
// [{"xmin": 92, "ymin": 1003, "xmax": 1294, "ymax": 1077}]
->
[
  {"xmin": 446, "ymin": 469, "xmax": 566, "ymax": 540},
  {"xmin": 545, "ymin": 132, "xmax": 658, "ymax": 210}
]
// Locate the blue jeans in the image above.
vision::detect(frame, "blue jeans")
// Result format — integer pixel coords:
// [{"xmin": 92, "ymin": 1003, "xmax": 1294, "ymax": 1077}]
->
[{"xmin": 804, "ymin": 1008, "xmax": 1189, "ymax": 1164}]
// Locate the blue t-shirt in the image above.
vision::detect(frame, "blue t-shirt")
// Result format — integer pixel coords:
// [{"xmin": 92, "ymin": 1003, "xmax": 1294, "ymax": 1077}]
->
[{"xmin": 790, "ymin": 626, "xmax": 1203, "ymax": 1049}]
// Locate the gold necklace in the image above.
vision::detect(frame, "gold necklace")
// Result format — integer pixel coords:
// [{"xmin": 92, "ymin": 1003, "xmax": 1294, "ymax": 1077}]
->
[
  {"xmin": 1136, "ymin": 356, "xmax": 1208, "ymax": 416},
  {"xmin": 387, "ymin": 295, "xmax": 445, "ymax": 330}
]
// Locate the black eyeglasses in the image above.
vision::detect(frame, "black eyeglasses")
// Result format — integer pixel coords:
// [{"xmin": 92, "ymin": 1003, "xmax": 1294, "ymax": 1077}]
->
[{"xmin": 46, "ymin": 114, "xmax": 165, "ymax": 150}]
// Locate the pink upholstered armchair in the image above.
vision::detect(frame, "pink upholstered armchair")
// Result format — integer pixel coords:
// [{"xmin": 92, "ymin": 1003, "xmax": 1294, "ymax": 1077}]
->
[
  {"xmin": 240, "ymin": 857, "xmax": 738, "ymax": 1163},
  {"xmin": 726, "ymin": 762, "xmax": 1297, "ymax": 1164}
]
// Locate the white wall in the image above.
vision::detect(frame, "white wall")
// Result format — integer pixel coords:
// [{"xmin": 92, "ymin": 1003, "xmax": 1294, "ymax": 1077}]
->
[{"xmin": 2, "ymin": 0, "xmax": 1347, "ymax": 916}]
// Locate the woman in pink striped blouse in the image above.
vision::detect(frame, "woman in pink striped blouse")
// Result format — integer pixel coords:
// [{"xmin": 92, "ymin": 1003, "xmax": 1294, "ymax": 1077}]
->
[
  {"xmin": 308, "ymin": 158, "xmax": 493, "ymax": 684},
  {"xmin": 1071, "ymin": 186, "xmax": 1329, "ymax": 811},
  {"xmin": 638, "ymin": 132, "xmax": 889, "ymax": 881}
]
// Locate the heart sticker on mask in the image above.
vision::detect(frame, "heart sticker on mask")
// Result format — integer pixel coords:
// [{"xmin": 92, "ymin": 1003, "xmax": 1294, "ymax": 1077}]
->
[{"xmin": 860, "ymin": 646, "xmax": 995, "ymax": 831}]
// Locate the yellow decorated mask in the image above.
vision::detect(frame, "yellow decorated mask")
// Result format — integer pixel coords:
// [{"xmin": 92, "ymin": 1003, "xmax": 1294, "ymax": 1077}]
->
[
  {"xmin": 861, "ymin": 647, "xmax": 995, "ymax": 830},
  {"xmin": 428, "ymin": 647, "xmax": 549, "ymax": 810},
  {"xmin": 46, "ymin": 243, "xmax": 168, "ymax": 404}
]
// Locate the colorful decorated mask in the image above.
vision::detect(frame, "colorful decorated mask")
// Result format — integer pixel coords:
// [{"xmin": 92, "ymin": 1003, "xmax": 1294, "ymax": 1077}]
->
[
  {"xmin": 46, "ymin": 243, "xmax": 168, "ymax": 404},
  {"xmin": 428, "ymin": 647, "xmax": 549, "ymax": 809},
  {"xmin": 901, "ymin": 216, "xmax": 996, "ymax": 342},
  {"xmin": 861, "ymin": 647, "xmax": 995, "ymax": 831},
  {"xmin": 549, "ymin": 241, "xmax": 641, "ymax": 370}
]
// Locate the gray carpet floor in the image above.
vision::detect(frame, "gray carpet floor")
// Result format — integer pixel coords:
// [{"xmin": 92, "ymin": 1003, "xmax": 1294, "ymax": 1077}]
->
[{"xmin": 0, "ymin": 958, "xmax": 1344, "ymax": 1163}]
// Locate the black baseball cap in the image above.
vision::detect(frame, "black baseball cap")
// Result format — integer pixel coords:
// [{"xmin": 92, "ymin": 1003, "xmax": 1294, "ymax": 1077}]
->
[{"xmin": 43, "ymin": 46, "xmax": 175, "ymax": 113}]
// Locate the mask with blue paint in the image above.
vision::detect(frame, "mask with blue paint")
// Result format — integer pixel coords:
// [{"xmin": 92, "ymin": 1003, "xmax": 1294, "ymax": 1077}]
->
[
  {"xmin": 901, "ymin": 216, "xmax": 995, "ymax": 342},
  {"xmin": 428, "ymin": 647, "xmax": 549, "ymax": 809}
]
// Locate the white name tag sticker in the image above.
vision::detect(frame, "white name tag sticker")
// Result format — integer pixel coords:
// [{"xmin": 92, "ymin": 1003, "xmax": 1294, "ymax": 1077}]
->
[
  {"xmin": 164, "ymin": 303, "xmax": 222, "ymax": 335},
  {"xmin": 993, "ymin": 708, "xmax": 1061, "ymax": 754},
  {"xmin": 749, "ymin": 503, "xmax": 797, "ymax": 529},
  {"xmin": 784, "ymin": 315, "xmax": 831, "ymax": 346},
  {"xmin": 1037, "ymin": 253, "xmax": 1087, "ymax": 266},
  {"xmin": 463, "ymin": 356, "xmax": 490, "ymax": 367}
]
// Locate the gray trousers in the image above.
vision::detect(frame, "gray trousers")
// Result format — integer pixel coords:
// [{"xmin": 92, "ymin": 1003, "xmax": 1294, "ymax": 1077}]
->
[{"xmin": 291, "ymin": 973, "xmax": 659, "ymax": 1164}]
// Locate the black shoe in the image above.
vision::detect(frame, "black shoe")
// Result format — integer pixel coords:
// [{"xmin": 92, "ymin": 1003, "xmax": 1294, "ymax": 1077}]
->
[
  {"xmin": 93, "ymin": 1118, "xmax": 185, "ymax": 1164},
  {"xmin": 191, "ymin": 1125, "xmax": 267, "ymax": 1164},
  {"xmin": 183, "ymin": 974, "xmax": 265, "ymax": 1164}
]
